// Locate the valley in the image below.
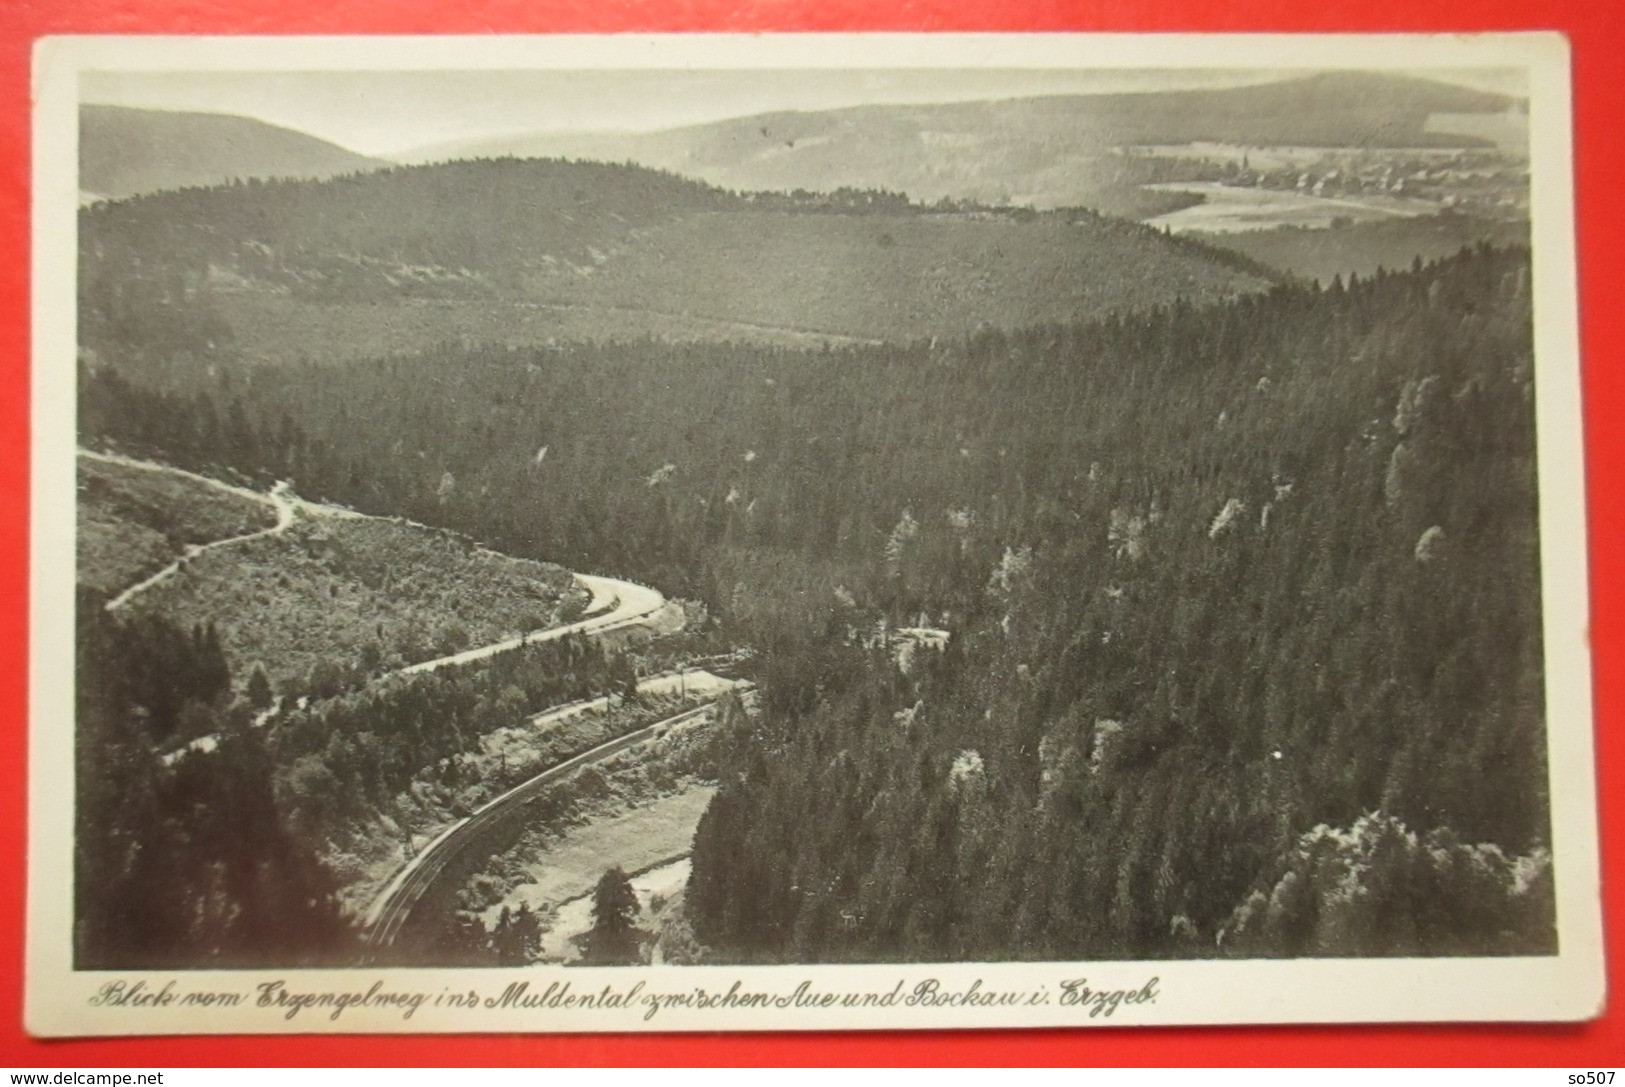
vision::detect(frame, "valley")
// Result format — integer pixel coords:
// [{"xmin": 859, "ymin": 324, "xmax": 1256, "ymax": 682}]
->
[
  {"xmin": 71, "ymin": 67, "xmax": 1555, "ymax": 971},
  {"xmin": 1143, "ymin": 181, "xmax": 1433, "ymax": 234}
]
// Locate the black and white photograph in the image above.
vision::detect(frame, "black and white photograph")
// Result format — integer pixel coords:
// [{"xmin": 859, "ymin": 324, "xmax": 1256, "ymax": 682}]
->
[{"xmin": 27, "ymin": 33, "xmax": 1601, "ymax": 1034}]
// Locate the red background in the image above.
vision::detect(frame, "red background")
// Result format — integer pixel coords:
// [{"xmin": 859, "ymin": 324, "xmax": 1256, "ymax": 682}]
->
[{"xmin": 0, "ymin": 0, "xmax": 1618, "ymax": 1068}]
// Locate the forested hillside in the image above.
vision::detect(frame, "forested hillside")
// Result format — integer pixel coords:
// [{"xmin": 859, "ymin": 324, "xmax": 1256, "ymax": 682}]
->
[
  {"xmin": 687, "ymin": 246, "xmax": 1553, "ymax": 961},
  {"xmin": 79, "ymin": 245, "xmax": 1552, "ymax": 960},
  {"xmin": 78, "ymin": 157, "xmax": 1270, "ymax": 362},
  {"xmin": 76, "ymin": 601, "xmax": 348, "ymax": 967}
]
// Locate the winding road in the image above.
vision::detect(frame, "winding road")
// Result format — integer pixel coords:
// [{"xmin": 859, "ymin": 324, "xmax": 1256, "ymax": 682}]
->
[
  {"xmin": 386, "ymin": 574, "xmax": 671, "ymax": 679},
  {"xmin": 88, "ymin": 450, "xmax": 684, "ymax": 767},
  {"xmin": 84, "ymin": 450, "xmax": 676, "ymax": 681}
]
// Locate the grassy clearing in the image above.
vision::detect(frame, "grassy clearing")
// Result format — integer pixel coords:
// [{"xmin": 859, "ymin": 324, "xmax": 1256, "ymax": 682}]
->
[
  {"xmin": 78, "ymin": 512, "xmax": 174, "ymax": 598},
  {"xmin": 484, "ymin": 786, "xmax": 714, "ymax": 924},
  {"xmin": 538, "ymin": 856, "xmax": 695, "ymax": 962},
  {"xmin": 77, "ymin": 455, "xmax": 275, "ymax": 595},
  {"xmin": 124, "ymin": 511, "xmax": 581, "ymax": 693}
]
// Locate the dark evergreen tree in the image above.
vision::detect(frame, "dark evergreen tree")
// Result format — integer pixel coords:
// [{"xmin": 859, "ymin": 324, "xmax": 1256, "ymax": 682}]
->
[
  {"xmin": 579, "ymin": 866, "xmax": 645, "ymax": 965},
  {"xmin": 491, "ymin": 903, "xmax": 544, "ymax": 965},
  {"xmin": 246, "ymin": 663, "xmax": 273, "ymax": 710},
  {"xmin": 74, "ymin": 600, "xmax": 351, "ymax": 968}
]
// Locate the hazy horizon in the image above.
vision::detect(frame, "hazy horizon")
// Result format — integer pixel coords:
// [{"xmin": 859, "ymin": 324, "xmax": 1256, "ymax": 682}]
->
[{"xmin": 81, "ymin": 67, "xmax": 1527, "ymax": 158}]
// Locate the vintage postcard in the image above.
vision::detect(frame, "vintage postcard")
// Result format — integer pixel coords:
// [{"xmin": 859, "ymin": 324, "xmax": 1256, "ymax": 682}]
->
[{"xmin": 28, "ymin": 32, "xmax": 1602, "ymax": 1035}]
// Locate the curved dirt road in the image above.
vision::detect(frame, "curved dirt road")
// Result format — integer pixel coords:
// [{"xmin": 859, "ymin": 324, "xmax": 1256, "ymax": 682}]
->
[
  {"xmin": 81, "ymin": 449, "xmax": 296, "ymax": 613},
  {"xmin": 386, "ymin": 574, "xmax": 671, "ymax": 679}
]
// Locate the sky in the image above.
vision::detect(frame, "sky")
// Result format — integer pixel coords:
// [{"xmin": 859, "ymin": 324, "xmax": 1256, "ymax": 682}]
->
[{"xmin": 80, "ymin": 67, "xmax": 1527, "ymax": 158}]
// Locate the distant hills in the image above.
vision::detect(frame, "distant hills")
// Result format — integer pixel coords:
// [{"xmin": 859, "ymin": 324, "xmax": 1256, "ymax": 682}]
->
[
  {"xmin": 80, "ymin": 72, "xmax": 1516, "ymax": 214},
  {"xmin": 398, "ymin": 72, "xmax": 1518, "ymax": 213},
  {"xmin": 79, "ymin": 157, "xmax": 1271, "ymax": 363},
  {"xmin": 80, "ymin": 104, "xmax": 388, "ymax": 202},
  {"xmin": 77, "ymin": 72, "xmax": 1517, "ymax": 362}
]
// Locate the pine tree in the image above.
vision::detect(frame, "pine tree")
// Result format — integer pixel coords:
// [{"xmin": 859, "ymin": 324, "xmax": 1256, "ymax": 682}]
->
[
  {"xmin": 246, "ymin": 664, "xmax": 273, "ymax": 711},
  {"xmin": 492, "ymin": 902, "xmax": 543, "ymax": 965},
  {"xmin": 580, "ymin": 866, "xmax": 644, "ymax": 965}
]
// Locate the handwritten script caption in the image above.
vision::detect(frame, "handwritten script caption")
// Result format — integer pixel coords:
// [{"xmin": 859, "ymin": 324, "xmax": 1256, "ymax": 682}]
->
[{"xmin": 88, "ymin": 975, "xmax": 1160, "ymax": 1024}]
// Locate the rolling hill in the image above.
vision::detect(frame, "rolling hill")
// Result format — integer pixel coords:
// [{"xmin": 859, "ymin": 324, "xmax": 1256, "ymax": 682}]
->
[
  {"xmin": 78, "ymin": 453, "xmax": 278, "ymax": 597},
  {"xmin": 400, "ymin": 72, "xmax": 1517, "ymax": 213},
  {"xmin": 79, "ymin": 449, "xmax": 585, "ymax": 696},
  {"xmin": 78, "ymin": 157, "xmax": 1272, "ymax": 364},
  {"xmin": 80, "ymin": 104, "xmax": 388, "ymax": 202}
]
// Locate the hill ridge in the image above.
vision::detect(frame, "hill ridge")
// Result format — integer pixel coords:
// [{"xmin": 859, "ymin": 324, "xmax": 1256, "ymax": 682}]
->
[
  {"xmin": 81, "ymin": 103, "xmax": 389, "ymax": 201},
  {"xmin": 402, "ymin": 71, "xmax": 1516, "ymax": 163},
  {"xmin": 393, "ymin": 72, "xmax": 1517, "ymax": 215},
  {"xmin": 79, "ymin": 154, "xmax": 1272, "ymax": 355}
]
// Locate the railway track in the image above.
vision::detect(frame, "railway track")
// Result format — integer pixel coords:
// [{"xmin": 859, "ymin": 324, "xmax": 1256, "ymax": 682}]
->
[{"xmin": 361, "ymin": 699, "xmax": 725, "ymax": 952}]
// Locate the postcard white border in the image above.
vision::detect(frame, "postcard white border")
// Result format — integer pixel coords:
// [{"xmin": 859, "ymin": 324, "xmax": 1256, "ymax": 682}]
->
[{"xmin": 28, "ymin": 31, "xmax": 1603, "ymax": 1036}]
